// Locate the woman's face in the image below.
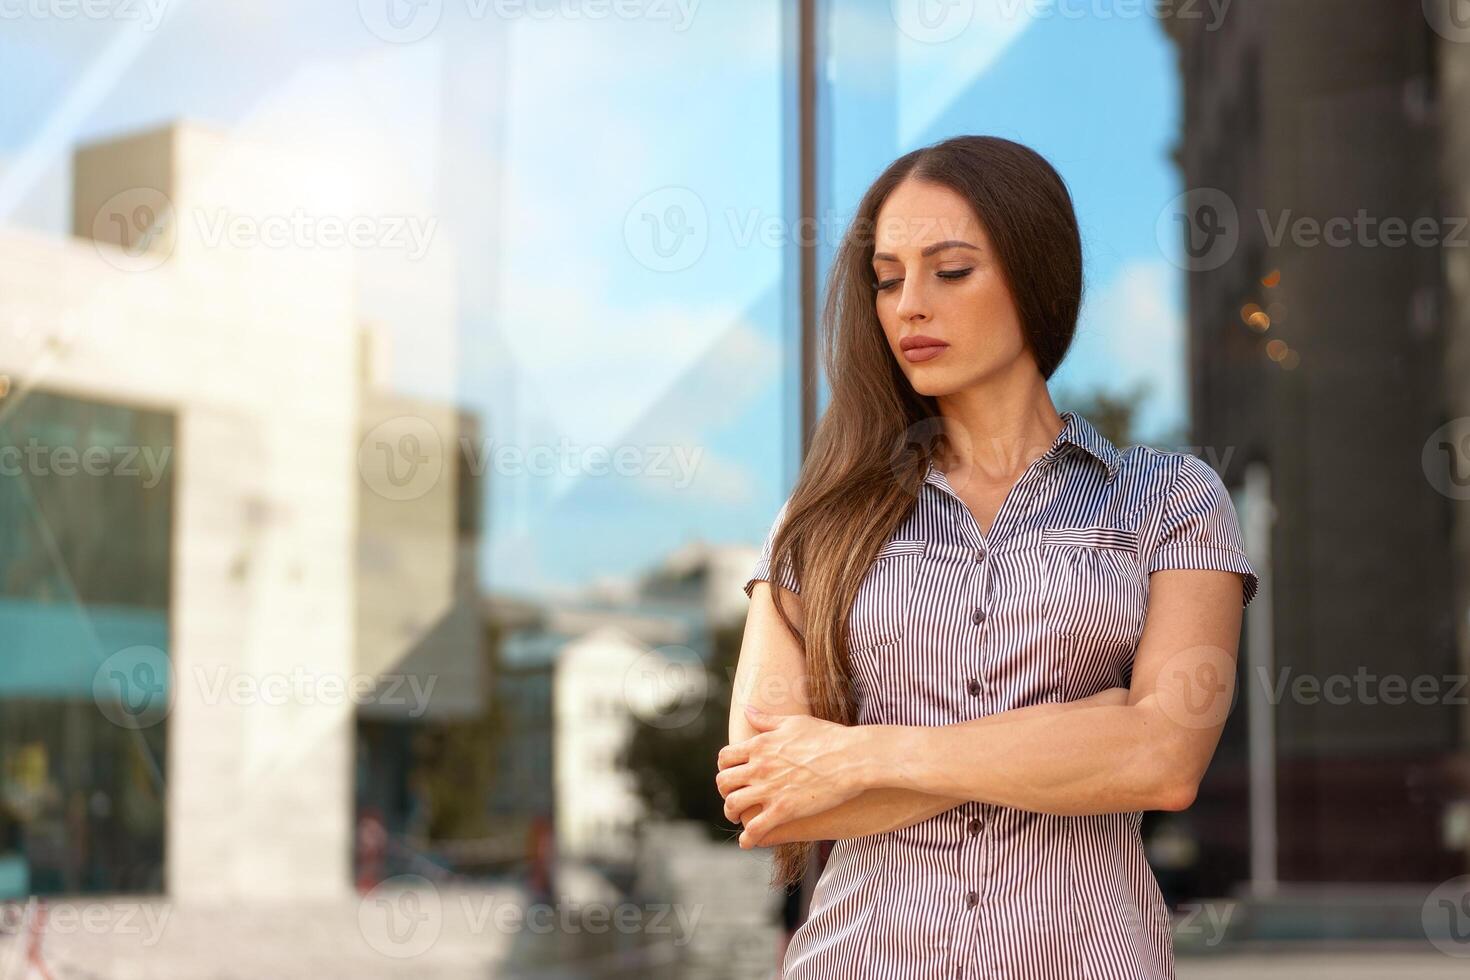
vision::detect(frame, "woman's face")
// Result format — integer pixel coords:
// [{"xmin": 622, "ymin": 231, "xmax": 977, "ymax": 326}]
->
[{"xmin": 871, "ymin": 178, "xmax": 1031, "ymax": 397}]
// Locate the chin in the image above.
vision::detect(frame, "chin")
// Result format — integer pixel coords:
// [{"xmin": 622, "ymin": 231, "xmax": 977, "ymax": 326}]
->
[
  {"xmin": 903, "ymin": 359, "xmax": 983, "ymax": 397},
  {"xmin": 905, "ymin": 370, "xmax": 967, "ymax": 398}
]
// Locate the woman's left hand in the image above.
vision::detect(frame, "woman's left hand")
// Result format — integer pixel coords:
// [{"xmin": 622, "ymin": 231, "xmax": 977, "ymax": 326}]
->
[{"xmin": 715, "ymin": 705, "xmax": 868, "ymax": 848}]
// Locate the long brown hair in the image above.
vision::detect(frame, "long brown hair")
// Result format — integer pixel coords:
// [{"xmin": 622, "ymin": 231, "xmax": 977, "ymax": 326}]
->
[{"xmin": 762, "ymin": 135, "xmax": 1083, "ymax": 889}]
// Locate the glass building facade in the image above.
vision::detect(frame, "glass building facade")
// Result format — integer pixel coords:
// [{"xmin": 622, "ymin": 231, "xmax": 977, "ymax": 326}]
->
[{"xmin": 0, "ymin": 1, "xmax": 1467, "ymax": 975}]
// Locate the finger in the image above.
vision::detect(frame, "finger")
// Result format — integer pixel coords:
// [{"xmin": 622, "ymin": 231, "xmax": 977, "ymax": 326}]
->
[
  {"xmin": 723, "ymin": 786, "xmax": 759, "ymax": 824},
  {"xmin": 743, "ymin": 808, "xmax": 777, "ymax": 847},
  {"xmin": 715, "ymin": 763, "xmax": 754, "ymax": 797},
  {"xmin": 717, "ymin": 741, "xmax": 752, "ymax": 769}
]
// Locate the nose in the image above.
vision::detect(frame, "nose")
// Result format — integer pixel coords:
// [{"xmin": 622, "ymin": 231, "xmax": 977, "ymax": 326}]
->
[{"xmin": 893, "ymin": 275, "xmax": 930, "ymax": 322}]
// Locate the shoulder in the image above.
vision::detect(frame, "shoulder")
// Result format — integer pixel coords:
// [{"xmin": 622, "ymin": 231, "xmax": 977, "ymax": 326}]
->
[{"xmin": 1111, "ymin": 444, "xmax": 1224, "ymax": 500}]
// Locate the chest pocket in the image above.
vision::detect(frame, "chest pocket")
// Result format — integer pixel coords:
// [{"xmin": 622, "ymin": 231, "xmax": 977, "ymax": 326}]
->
[
  {"xmin": 1041, "ymin": 525, "xmax": 1147, "ymax": 649},
  {"xmin": 847, "ymin": 538, "xmax": 927, "ymax": 653}
]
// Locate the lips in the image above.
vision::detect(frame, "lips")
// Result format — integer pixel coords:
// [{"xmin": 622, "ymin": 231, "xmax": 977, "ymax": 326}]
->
[{"xmin": 900, "ymin": 335, "xmax": 948, "ymax": 363}]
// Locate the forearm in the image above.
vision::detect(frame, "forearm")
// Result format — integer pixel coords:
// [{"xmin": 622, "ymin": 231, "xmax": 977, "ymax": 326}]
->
[
  {"xmin": 749, "ymin": 787, "xmax": 963, "ymax": 846},
  {"xmin": 754, "ymin": 687, "xmax": 1133, "ymax": 844},
  {"xmin": 856, "ymin": 698, "xmax": 1190, "ymax": 815}
]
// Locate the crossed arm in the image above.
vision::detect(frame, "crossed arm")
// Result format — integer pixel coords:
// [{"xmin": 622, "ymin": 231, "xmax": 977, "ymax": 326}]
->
[{"xmin": 719, "ymin": 568, "xmax": 1244, "ymax": 849}]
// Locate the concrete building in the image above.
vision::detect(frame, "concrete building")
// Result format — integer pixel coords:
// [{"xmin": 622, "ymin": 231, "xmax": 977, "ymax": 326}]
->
[{"xmin": 0, "ymin": 121, "xmax": 484, "ymax": 902}]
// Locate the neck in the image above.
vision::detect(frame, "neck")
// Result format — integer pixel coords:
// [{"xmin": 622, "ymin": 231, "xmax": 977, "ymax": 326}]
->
[{"xmin": 933, "ymin": 369, "xmax": 1064, "ymax": 486}]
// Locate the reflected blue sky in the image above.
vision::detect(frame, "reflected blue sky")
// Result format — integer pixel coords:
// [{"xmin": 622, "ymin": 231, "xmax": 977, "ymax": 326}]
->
[{"xmin": 0, "ymin": 1, "xmax": 1182, "ymax": 597}]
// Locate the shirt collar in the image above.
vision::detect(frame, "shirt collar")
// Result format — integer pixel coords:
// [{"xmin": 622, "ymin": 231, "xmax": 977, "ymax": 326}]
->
[{"xmin": 922, "ymin": 410, "xmax": 1121, "ymax": 488}]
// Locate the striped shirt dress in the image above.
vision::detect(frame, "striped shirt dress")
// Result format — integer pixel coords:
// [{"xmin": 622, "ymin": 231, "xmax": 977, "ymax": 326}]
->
[{"xmin": 742, "ymin": 411, "xmax": 1259, "ymax": 980}]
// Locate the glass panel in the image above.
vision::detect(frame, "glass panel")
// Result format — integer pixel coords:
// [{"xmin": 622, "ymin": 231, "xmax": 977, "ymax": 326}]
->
[{"xmin": 1, "ymin": 3, "xmax": 791, "ymax": 976}]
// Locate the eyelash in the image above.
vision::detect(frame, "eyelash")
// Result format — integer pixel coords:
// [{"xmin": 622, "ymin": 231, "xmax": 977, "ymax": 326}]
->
[{"xmin": 873, "ymin": 268, "xmax": 973, "ymax": 292}]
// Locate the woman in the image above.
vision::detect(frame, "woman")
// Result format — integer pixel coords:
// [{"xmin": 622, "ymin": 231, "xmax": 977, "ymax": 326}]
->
[{"xmin": 715, "ymin": 135, "xmax": 1258, "ymax": 980}]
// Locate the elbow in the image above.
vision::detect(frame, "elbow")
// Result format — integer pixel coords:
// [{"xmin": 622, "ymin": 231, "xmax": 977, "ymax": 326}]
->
[
  {"xmin": 1144, "ymin": 738, "xmax": 1204, "ymax": 812},
  {"xmin": 1152, "ymin": 778, "xmax": 1198, "ymax": 812}
]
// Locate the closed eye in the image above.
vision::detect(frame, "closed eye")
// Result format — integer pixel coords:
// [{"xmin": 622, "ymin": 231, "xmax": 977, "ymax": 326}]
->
[{"xmin": 873, "ymin": 268, "xmax": 973, "ymax": 291}]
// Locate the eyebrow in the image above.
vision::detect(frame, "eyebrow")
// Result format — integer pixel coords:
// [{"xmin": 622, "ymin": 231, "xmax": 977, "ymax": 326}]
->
[{"xmin": 872, "ymin": 240, "xmax": 979, "ymax": 262}]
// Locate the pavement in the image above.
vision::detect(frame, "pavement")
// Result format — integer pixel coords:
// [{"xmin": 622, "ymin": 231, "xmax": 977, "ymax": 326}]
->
[
  {"xmin": 2, "ymin": 847, "xmax": 1463, "ymax": 980},
  {"xmin": 1177, "ymin": 947, "xmax": 1469, "ymax": 978}
]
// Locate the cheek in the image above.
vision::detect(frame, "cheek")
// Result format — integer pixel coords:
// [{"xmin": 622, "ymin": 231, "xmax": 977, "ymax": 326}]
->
[{"xmin": 950, "ymin": 275, "xmax": 1024, "ymax": 347}]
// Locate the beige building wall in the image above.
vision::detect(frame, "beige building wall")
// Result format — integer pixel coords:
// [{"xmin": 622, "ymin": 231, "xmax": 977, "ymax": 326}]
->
[
  {"xmin": 1, "ymin": 122, "xmax": 360, "ymax": 901},
  {"xmin": 356, "ymin": 390, "xmax": 485, "ymax": 721}
]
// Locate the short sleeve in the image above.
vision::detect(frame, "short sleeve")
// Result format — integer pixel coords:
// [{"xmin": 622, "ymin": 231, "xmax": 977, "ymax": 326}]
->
[
  {"xmin": 1143, "ymin": 454, "xmax": 1260, "ymax": 608},
  {"xmin": 743, "ymin": 497, "xmax": 801, "ymax": 598}
]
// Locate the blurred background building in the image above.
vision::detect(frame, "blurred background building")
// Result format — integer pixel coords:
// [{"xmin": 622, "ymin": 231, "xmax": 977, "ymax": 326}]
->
[
  {"xmin": 1166, "ymin": 0, "xmax": 1470, "ymax": 944},
  {"xmin": 3, "ymin": 122, "xmax": 365, "ymax": 902}
]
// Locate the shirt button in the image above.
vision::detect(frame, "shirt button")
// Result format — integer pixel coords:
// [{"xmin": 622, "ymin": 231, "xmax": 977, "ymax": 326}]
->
[
  {"xmin": 968, "ymin": 817, "xmax": 981, "ymax": 836},
  {"xmin": 972, "ymin": 550, "xmax": 985, "ymax": 563},
  {"xmin": 966, "ymin": 678, "xmax": 981, "ymax": 697},
  {"xmin": 971, "ymin": 608, "xmax": 985, "ymax": 625},
  {"xmin": 965, "ymin": 890, "xmax": 979, "ymax": 908}
]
